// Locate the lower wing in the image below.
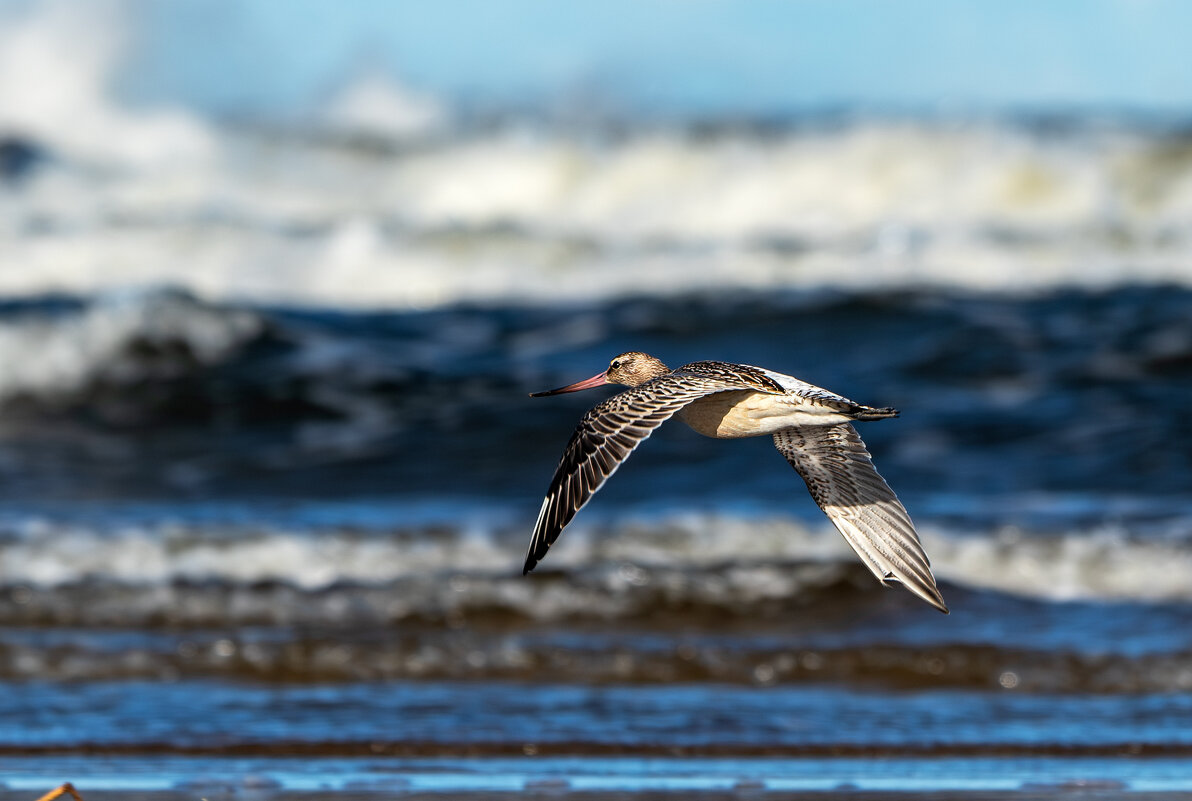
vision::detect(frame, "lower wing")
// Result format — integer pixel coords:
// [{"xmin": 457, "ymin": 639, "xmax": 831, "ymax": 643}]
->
[{"xmin": 773, "ymin": 424, "xmax": 948, "ymax": 613}]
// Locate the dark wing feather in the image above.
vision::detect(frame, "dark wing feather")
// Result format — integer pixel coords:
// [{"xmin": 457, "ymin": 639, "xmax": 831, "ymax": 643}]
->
[
  {"xmin": 676, "ymin": 360, "xmax": 785, "ymax": 394},
  {"xmin": 773, "ymin": 424, "xmax": 948, "ymax": 613},
  {"xmin": 525, "ymin": 374, "xmax": 740, "ymax": 574}
]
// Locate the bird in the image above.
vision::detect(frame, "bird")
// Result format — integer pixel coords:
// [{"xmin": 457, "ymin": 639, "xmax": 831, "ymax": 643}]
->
[{"xmin": 524, "ymin": 352, "xmax": 947, "ymax": 613}]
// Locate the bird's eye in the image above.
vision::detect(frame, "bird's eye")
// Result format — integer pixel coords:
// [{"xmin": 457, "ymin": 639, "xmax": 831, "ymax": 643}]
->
[{"xmin": 610, "ymin": 360, "xmax": 621, "ymax": 370}]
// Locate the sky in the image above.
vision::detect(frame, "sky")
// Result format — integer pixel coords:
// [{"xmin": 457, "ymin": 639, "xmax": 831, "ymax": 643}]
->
[{"xmin": 98, "ymin": 0, "xmax": 1192, "ymax": 119}]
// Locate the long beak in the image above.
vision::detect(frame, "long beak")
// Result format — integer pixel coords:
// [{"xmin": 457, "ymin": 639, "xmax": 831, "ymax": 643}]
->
[{"xmin": 529, "ymin": 371, "xmax": 608, "ymax": 397}]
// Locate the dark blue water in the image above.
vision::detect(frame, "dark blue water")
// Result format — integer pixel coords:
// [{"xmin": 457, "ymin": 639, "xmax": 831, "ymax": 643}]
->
[
  {"xmin": 1, "ymin": 287, "xmax": 1188, "ymax": 511},
  {"xmin": 0, "ymin": 286, "xmax": 1190, "ymax": 796}
]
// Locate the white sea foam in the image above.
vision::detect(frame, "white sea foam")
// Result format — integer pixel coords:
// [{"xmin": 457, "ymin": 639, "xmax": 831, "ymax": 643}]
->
[
  {"xmin": 319, "ymin": 71, "xmax": 448, "ymax": 140},
  {"xmin": 0, "ymin": 289, "xmax": 262, "ymax": 400},
  {"xmin": 2, "ymin": 511, "xmax": 1189, "ymax": 604},
  {"xmin": 4, "ymin": 120, "xmax": 1192, "ymax": 308},
  {"xmin": 0, "ymin": 0, "xmax": 214, "ymax": 168}
]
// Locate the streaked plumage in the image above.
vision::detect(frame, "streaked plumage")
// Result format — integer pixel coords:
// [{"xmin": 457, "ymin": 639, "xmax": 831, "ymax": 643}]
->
[{"xmin": 526, "ymin": 352, "xmax": 948, "ymax": 613}]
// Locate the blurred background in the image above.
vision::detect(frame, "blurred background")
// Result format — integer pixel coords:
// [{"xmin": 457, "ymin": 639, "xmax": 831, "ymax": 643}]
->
[{"xmin": 2, "ymin": 0, "xmax": 1192, "ymax": 796}]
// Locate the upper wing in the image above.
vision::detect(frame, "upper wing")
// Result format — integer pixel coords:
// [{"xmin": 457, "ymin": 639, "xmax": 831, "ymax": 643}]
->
[
  {"xmin": 524, "ymin": 374, "xmax": 741, "ymax": 574},
  {"xmin": 773, "ymin": 424, "xmax": 948, "ymax": 613},
  {"xmin": 675, "ymin": 360, "xmax": 786, "ymax": 394}
]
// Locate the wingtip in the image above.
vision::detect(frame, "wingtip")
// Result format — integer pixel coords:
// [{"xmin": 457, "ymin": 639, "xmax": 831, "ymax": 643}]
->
[
  {"xmin": 894, "ymin": 573, "xmax": 949, "ymax": 613},
  {"xmin": 924, "ymin": 588, "xmax": 950, "ymax": 614},
  {"xmin": 522, "ymin": 543, "xmax": 542, "ymax": 575}
]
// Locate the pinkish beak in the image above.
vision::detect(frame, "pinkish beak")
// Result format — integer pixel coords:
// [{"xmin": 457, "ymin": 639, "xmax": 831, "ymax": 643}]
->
[{"xmin": 529, "ymin": 371, "xmax": 609, "ymax": 397}]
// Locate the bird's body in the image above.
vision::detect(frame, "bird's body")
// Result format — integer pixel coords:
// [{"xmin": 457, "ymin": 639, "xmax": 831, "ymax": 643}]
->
[
  {"xmin": 676, "ymin": 364, "xmax": 893, "ymax": 437},
  {"xmin": 526, "ymin": 352, "xmax": 948, "ymax": 613}
]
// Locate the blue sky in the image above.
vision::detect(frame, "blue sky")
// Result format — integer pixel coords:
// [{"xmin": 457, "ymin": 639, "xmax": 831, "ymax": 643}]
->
[{"xmin": 48, "ymin": 0, "xmax": 1192, "ymax": 117}]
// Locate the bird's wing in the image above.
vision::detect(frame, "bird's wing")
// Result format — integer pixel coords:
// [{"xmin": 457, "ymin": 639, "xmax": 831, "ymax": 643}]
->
[
  {"xmin": 525, "ymin": 374, "xmax": 742, "ymax": 574},
  {"xmin": 675, "ymin": 360, "xmax": 786, "ymax": 394},
  {"xmin": 773, "ymin": 424, "xmax": 948, "ymax": 613}
]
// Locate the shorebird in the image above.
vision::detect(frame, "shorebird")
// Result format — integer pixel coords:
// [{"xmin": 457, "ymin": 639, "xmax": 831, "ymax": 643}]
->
[{"xmin": 525, "ymin": 352, "xmax": 947, "ymax": 613}]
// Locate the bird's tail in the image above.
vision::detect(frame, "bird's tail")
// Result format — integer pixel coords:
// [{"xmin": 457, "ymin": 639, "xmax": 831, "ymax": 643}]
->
[{"xmin": 851, "ymin": 405, "xmax": 899, "ymax": 421}]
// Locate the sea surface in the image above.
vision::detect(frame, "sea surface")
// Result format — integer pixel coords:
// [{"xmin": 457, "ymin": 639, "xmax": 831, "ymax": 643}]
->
[
  {"xmin": 0, "ymin": 272, "xmax": 1190, "ymax": 798},
  {"xmin": 4, "ymin": 4, "xmax": 1192, "ymax": 799}
]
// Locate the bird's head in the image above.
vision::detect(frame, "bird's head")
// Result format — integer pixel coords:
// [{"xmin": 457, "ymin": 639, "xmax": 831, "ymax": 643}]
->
[{"xmin": 530, "ymin": 352, "xmax": 671, "ymax": 396}]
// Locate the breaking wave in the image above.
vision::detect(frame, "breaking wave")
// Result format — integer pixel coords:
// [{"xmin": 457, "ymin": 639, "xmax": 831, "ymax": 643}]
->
[
  {"xmin": 6, "ymin": 119, "xmax": 1192, "ymax": 305},
  {"xmin": 0, "ymin": 0, "xmax": 214, "ymax": 168},
  {"xmin": 0, "ymin": 289, "xmax": 264, "ymax": 403},
  {"xmin": 2, "ymin": 513, "xmax": 1190, "ymax": 608},
  {"xmin": 4, "ymin": 512, "xmax": 1192, "ymax": 692}
]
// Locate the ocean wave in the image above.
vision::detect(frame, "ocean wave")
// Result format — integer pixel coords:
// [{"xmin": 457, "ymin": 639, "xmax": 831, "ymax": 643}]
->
[
  {"xmin": 5, "ymin": 120, "xmax": 1192, "ymax": 306},
  {"xmin": 2, "ymin": 513, "xmax": 1190, "ymax": 607},
  {"xmin": 0, "ymin": 0, "xmax": 214, "ymax": 168},
  {"xmin": 0, "ymin": 289, "xmax": 1182, "ymax": 552},
  {"xmin": 0, "ymin": 289, "xmax": 264, "ymax": 403}
]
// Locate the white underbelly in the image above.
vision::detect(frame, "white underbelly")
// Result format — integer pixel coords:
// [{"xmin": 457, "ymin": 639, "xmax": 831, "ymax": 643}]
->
[{"xmin": 678, "ymin": 391, "xmax": 851, "ymax": 439}]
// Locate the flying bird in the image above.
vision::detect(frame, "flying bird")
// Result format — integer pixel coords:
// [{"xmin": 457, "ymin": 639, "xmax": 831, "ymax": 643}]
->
[{"xmin": 525, "ymin": 352, "xmax": 947, "ymax": 613}]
